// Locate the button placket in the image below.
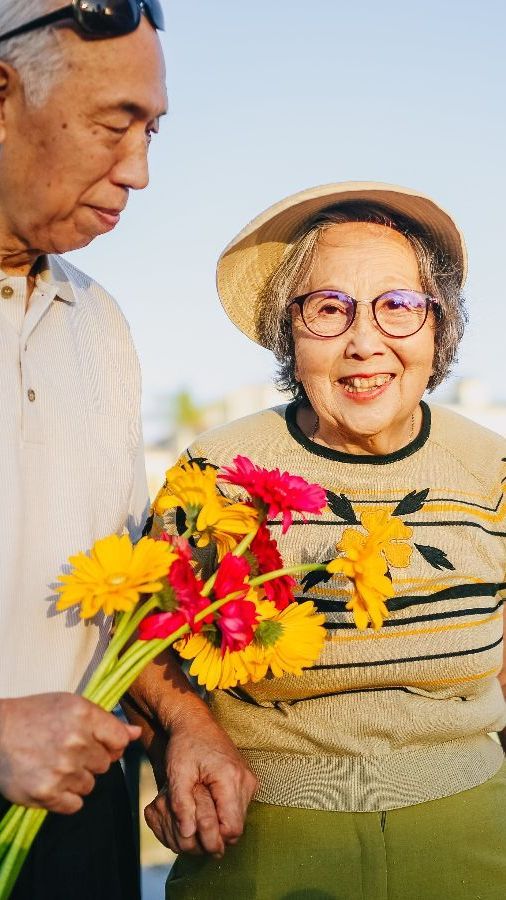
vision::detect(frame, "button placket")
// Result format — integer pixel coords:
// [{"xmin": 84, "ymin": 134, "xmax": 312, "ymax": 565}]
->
[{"xmin": 19, "ymin": 285, "xmax": 57, "ymax": 445}]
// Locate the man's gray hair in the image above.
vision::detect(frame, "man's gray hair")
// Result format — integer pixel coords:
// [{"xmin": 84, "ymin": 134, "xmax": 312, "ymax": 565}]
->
[
  {"xmin": 256, "ymin": 202, "xmax": 467, "ymax": 401},
  {"xmin": 0, "ymin": 1, "xmax": 66, "ymax": 106}
]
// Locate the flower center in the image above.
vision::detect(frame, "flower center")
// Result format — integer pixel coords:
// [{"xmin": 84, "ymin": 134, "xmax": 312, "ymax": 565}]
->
[{"xmin": 107, "ymin": 573, "xmax": 127, "ymax": 587}]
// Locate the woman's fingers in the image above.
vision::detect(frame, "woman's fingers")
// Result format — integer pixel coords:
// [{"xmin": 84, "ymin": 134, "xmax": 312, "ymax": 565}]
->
[{"xmin": 192, "ymin": 784, "xmax": 225, "ymax": 857}]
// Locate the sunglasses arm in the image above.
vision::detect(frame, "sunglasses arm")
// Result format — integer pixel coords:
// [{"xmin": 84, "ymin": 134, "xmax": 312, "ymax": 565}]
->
[{"xmin": 0, "ymin": 6, "xmax": 72, "ymax": 44}]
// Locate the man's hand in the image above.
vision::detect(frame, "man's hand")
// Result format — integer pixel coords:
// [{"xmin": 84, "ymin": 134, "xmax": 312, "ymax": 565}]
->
[
  {"xmin": 144, "ymin": 710, "xmax": 257, "ymax": 856},
  {"xmin": 0, "ymin": 693, "xmax": 141, "ymax": 813}
]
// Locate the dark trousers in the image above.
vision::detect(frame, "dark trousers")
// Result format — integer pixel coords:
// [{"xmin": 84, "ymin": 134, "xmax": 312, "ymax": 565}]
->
[{"xmin": 0, "ymin": 763, "xmax": 140, "ymax": 900}]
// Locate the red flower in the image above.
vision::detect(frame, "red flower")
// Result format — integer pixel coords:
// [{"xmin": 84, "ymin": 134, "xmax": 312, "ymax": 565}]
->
[
  {"xmin": 167, "ymin": 557, "xmax": 211, "ymax": 630},
  {"xmin": 211, "ymin": 554, "xmax": 257, "ymax": 653},
  {"xmin": 250, "ymin": 523, "xmax": 296, "ymax": 610},
  {"xmin": 138, "ymin": 610, "xmax": 187, "ymax": 640},
  {"xmin": 220, "ymin": 455, "xmax": 327, "ymax": 533},
  {"xmin": 213, "ymin": 553, "xmax": 250, "ymax": 601},
  {"xmin": 217, "ymin": 598, "xmax": 258, "ymax": 654}
]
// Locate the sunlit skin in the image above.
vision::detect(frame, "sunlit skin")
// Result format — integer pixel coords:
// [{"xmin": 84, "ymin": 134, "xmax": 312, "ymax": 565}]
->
[
  {"xmin": 292, "ymin": 222, "xmax": 436, "ymax": 456},
  {"xmin": 0, "ymin": 17, "xmax": 167, "ymax": 277}
]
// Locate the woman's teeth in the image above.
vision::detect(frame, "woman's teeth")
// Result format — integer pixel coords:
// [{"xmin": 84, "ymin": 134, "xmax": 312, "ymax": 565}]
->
[{"xmin": 340, "ymin": 375, "xmax": 393, "ymax": 393}]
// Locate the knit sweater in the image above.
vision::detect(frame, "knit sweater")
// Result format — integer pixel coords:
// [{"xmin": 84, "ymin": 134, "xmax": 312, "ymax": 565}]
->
[{"xmin": 153, "ymin": 402, "xmax": 506, "ymax": 811}]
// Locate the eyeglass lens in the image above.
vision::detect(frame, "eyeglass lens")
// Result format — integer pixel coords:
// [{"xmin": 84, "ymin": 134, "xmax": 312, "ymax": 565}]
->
[{"xmin": 300, "ymin": 290, "xmax": 430, "ymax": 338}]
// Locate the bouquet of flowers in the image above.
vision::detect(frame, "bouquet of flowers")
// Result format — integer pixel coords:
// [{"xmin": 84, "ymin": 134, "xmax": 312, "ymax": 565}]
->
[{"xmin": 0, "ymin": 455, "xmax": 332, "ymax": 899}]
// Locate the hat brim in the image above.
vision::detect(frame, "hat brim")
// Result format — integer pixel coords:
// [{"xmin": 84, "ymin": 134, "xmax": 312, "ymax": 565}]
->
[{"xmin": 216, "ymin": 181, "xmax": 467, "ymax": 346}]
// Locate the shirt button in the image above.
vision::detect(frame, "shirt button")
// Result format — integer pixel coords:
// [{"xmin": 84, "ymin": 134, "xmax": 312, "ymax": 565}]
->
[
  {"xmin": 27, "ymin": 389, "xmax": 36, "ymax": 402},
  {"xmin": 1, "ymin": 285, "xmax": 13, "ymax": 299}
]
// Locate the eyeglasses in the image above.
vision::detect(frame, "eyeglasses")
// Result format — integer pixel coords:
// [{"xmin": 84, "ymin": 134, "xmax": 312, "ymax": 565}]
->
[
  {"xmin": 288, "ymin": 289, "xmax": 440, "ymax": 339},
  {"xmin": 0, "ymin": 0, "xmax": 164, "ymax": 43}
]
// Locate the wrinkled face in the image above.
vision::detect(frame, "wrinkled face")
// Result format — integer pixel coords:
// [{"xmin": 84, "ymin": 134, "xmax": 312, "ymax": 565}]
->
[
  {"xmin": 291, "ymin": 222, "xmax": 436, "ymax": 447},
  {"xmin": 0, "ymin": 17, "xmax": 167, "ymax": 255}
]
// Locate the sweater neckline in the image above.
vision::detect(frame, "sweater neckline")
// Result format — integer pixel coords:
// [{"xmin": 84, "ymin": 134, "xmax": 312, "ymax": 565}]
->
[{"xmin": 285, "ymin": 400, "xmax": 431, "ymax": 465}]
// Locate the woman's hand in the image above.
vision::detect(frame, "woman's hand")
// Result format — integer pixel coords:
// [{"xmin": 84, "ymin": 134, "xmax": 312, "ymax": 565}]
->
[{"xmin": 144, "ymin": 709, "xmax": 258, "ymax": 855}]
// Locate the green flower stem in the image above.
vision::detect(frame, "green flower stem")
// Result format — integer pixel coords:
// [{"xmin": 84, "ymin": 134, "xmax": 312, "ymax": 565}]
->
[
  {"xmin": 0, "ymin": 808, "xmax": 46, "ymax": 899},
  {"xmin": 85, "ymin": 595, "xmax": 237, "ymax": 710},
  {"xmin": 231, "ymin": 528, "xmax": 259, "ymax": 558},
  {"xmin": 249, "ymin": 562, "xmax": 328, "ymax": 588},
  {"xmin": 0, "ymin": 807, "xmax": 26, "ymax": 865},
  {"xmin": 82, "ymin": 596, "xmax": 159, "ymax": 699},
  {"xmin": 86, "ymin": 638, "xmax": 160, "ymax": 707}
]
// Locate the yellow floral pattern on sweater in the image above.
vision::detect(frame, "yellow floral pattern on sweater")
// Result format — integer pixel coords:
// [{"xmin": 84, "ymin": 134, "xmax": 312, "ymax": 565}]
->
[{"xmin": 328, "ymin": 509, "xmax": 413, "ymax": 630}]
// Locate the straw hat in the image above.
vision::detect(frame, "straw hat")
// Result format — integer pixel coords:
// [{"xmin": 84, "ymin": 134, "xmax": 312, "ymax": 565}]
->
[{"xmin": 216, "ymin": 181, "xmax": 467, "ymax": 346}]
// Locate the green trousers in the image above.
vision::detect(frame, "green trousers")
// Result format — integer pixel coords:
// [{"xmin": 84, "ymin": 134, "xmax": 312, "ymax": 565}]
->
[{"xmin": 167, "ymin": 762, "xmax": 506, "ymax": 900}]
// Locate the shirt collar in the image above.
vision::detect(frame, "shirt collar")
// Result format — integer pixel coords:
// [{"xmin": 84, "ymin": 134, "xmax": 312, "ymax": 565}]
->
[
  {"xmin": 0, "ymin": 254, "xmax": 78, "ymax": 305},
  {"xmin": 40, "ymin": 255, "xmax": 77, "ymax": 305}
]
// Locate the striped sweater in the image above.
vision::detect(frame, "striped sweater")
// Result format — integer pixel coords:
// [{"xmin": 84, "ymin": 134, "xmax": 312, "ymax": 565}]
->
[{"xmin": 154, "ymin": 401, "xmax": 506, "ymax": 811}]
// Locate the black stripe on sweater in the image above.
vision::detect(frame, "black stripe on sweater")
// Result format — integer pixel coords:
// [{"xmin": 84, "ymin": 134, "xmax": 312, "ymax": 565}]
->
[
  {"xmin": 322, "ymin": 598, "xmax": 504, "ymax": 630},
  {"xmin": 297, "ymin": 582, "xmax": 506, "ymax": 614},
  {"xmin": 271, "ymin": 518, "xmax": 506, "ymax": 537},
  {"xmin": 312, "ymin": 635, "xmax": 503, "ymax": 671}
]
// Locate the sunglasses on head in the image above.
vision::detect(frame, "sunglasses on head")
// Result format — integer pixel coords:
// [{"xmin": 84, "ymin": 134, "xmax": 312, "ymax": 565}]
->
[{"xmin": 0, "ymin": 0, "xmax": 164, "ymax": 43}]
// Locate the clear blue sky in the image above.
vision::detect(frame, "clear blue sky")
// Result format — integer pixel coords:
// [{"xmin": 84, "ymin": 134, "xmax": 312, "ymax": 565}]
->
[{"xmin": 70, "ymin": 0, "xmax": 506, "ymax": 440}]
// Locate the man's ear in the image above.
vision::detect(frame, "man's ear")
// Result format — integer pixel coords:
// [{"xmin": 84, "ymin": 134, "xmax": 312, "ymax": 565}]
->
[{"xmin": 0, "ymin": 61, "xmax": 19, "ymax": 144}]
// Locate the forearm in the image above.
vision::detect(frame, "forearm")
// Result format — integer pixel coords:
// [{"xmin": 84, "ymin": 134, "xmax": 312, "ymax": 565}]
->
[{"xmin": 122, "ymin": 649, "xmax": 213, "ymax": 785}]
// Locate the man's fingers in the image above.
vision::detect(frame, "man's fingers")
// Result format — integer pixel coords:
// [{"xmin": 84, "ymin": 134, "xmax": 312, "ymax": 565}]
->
[
  {"xmin": 47, "ymin": 791, "xmax": 84, "ymax": 816},
  {"xmin": 145, "ymin": 791, "xmax": 190, "ymax": 854},
  {"xmin": 65, "ymin": 768, "xmax": 96, "ymax": 798},
  {"xmin": 80, "ymin": 743, "xmax": 112, "ymax": 776},
  {"xmin": 144, "ymin": 798, "xmax": 170, "ymax": 848},
  {"xmin": 91, "ymin": 708, "xmax": 132, "ymax": 756},
  {"xmin": 193, "ymin": 785, "xmax": 225, "ymax": 857},
  {"xmin": 125, "ymin": 724, "xmax": 142, "ymax": 741}
]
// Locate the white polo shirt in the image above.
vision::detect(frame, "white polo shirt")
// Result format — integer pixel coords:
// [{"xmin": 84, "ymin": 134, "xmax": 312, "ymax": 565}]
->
[{"xmin": 0, "ymin": 255, "xmax": 149, "ymax": 697}]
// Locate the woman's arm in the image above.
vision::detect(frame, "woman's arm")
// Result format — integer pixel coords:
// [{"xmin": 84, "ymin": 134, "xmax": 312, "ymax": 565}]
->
[{"xmin": 123, "ymin": 649, "xmax": 257, "ymax": 855}]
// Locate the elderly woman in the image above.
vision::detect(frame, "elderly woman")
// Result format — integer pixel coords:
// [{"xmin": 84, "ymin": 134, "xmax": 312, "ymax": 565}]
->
[{"xmin": 152, "ymin": 183, "xmax": 506, "ymax": 899}]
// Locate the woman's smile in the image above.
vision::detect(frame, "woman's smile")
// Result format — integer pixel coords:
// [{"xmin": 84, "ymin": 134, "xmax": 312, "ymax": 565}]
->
[{"xmin": 336, "ymin": 371, "xmax": 394, "ymax": 400}]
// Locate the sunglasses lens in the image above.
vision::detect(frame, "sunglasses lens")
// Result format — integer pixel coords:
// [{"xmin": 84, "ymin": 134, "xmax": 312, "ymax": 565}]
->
[
  {"xmin": 144, "ymin": 0, "xmax": 165, "ymax": 30},
  {"xmin": 76, "ymin": 0, "xmax": 140, "ymax": 36}
]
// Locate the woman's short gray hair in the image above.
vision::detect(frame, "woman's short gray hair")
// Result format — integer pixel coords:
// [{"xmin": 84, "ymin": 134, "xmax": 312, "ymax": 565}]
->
[
  {"xmin": 0, "ymin": 1, "xmax": 66, "ymax": 107},
  {"xmin": 256, "ymin": 201, "xmax": 467, "ymax": 400}
]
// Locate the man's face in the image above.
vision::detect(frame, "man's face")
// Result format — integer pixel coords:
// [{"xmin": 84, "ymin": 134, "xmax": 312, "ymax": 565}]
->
[{"xmin": 0, "ymin": 17, "xmax": 167, "ymax": 256}]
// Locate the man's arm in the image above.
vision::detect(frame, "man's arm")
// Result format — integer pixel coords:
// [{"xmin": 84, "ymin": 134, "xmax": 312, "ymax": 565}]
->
[
  {"xmin": 123, "ymin": 649, "xmax": 257, "ymax": 857},
  {"xmin": 0, "ymin": 694, "xmax": 140, "ymax": 813}
]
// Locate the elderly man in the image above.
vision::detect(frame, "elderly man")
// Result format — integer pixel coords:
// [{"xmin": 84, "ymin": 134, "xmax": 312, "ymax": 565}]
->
[
  {"xmin": 0, "ymin": 2, "xmax": 164, "ymax": 898},
  {"xmin": 0, "ymin": 2, "xmax": 256, "ymax": 897}
]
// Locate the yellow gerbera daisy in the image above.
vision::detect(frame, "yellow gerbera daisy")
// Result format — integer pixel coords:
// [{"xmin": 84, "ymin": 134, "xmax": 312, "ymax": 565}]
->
[
  {"xmin": 154, "ymin": 462, "xmax": 218, "ymax": 517},
  {"xmin": 253, "ymin": 600, "xmax": 326, "ymax": 678},
  {"xmin": 176, "ymin": 599, "xmax": 325, "ymax": 690},
  {"xmin": 176, "ymin": 633, "xmax": 254, "ymax": 690},
  {"xmin": 195, "ymin": 496, "xmax": 259, "ymax": 560},
  {"xmin": 56, "ymin": 534, "xmax": 175, "ymax": 619}
]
